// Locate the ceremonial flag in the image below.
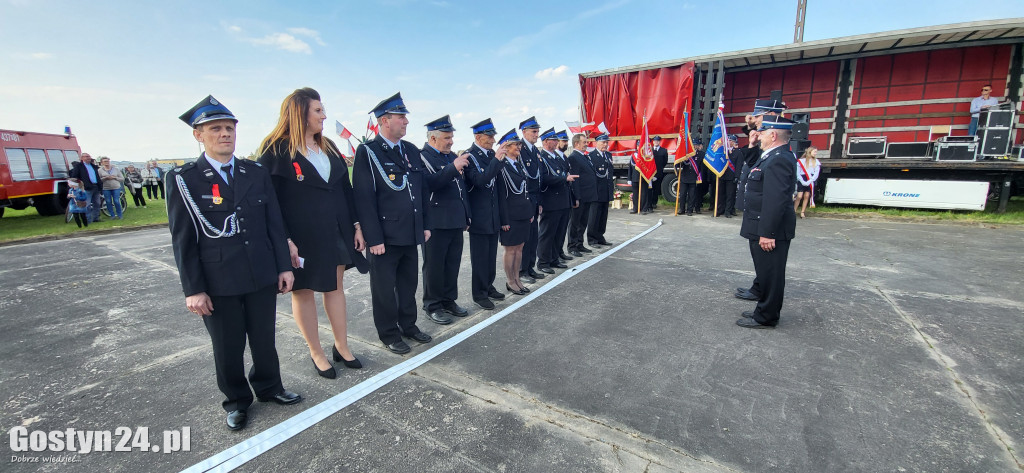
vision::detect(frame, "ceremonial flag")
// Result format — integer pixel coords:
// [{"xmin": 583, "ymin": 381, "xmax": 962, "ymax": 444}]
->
[
  {"xmin": 702, "ymin": 109, "xmax": 729, "ymax": 177},
  {"xmin": 336, "ymin": 121, "xmax": 352, "ymax": 140},
  {"xmin": 365, "ymin": 117, "xmax": 378, "ymax": 140},
  {"xmin": 673, "ymin": 112, "xmax": 696, "ymax": 165},
  {"xmin": 580, "ymin": 121, "xmax": 609, "ymax": 136},
  {"xmin": 633, "ymin": 114, "xmax": 658, "ymax": 183},
  {"xmin": 565, "ymin": 121, "xmax": 583, "ymax": 134}
]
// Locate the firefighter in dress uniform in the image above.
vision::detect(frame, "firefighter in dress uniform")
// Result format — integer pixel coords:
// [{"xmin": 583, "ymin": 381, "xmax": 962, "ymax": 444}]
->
[
  {"xmin": 166, "ymin": 96, "xmax": 302, "ymax": 432},
  {"xmin": 352, "ymin": 93, "xmax": 433, "ymax": 354},
  {"xmin": 516, "ymin": 116, "xmax": 547, "ymax": 284},
  {"xmin": 587, "ymin": 133, "xmax": 614, "ymax": 246},
  {"xmin": 463, "ymin": 118, "xmax": 507, "ymax": 310},
  {"xmin": 536, "ymin": 128, "xmax": 578, "ymax": 273}
]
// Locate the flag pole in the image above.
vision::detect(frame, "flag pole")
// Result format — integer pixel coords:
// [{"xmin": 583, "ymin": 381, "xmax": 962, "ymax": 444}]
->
[
  {"xmin": 674, "ymin": 168, "xmax": 682, "ymax": 215},
  {"xmin": 714, "ymin": 176, "xmax": 720, "ymax": 217}
]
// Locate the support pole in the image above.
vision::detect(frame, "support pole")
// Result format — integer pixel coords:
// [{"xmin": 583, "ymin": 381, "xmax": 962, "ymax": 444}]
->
[
  {"xmin": 674, "ymin": 168, "xmax": 682, "ymax": 216},
  {"xmin": 714, "ymin": 176, "xmax": 720, "ymax": 217}
]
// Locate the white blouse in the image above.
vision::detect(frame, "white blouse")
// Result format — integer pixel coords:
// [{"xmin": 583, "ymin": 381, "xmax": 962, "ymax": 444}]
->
[
  {"xmin": 796, "ymin": 158, "xmax": 820, "ymax": 186},
  {"xmin": 305, "ymin": 146, "xmax": 331, "ymax": 182}
]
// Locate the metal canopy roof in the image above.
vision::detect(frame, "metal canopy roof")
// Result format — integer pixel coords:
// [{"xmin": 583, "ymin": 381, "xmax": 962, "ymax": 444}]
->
[{"xmin": 581, "ymin": 18, "xmax": 1024, "ymax": 77}]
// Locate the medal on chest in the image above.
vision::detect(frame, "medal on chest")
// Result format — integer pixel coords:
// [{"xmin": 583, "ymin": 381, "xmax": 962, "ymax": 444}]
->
[
  {"xmin": 211, "ymin": 183, "xmax": 223, "ymax": 205},
  {"xmin": 292, "ymin": 162, "xmax": 304, "ymax": 181}
]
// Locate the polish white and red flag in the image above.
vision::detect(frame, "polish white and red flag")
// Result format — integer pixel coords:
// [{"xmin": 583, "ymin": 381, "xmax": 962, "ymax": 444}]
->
[{"xmin": 335, "ymin": 121, "xmax": 353, "ymax": 140}]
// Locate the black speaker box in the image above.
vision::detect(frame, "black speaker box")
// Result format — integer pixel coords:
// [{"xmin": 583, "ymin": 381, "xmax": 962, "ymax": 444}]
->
[
  {"xmin": 980, "ymin": 109, "xmax": 1014, "ymax": 128},
  {"xmin": 935, "ymin": 142, "xmax": 977, "ymax": 161},
  {"xmin": 886, "ymin": 142, "xmax": 932, "ymax": 159},
  {"xmin": 847, "ymin": 137, "xmax": 886, "ymax": 157},
  {"xmin": 790, "ymin": 139, "xmax": 812, "ymax": 156},
  {"xmin": 979, "ymin": 128, "xmax": 1011, "ymax": 155}
]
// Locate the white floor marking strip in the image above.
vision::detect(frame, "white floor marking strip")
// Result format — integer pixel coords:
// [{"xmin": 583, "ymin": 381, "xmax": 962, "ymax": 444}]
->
[{"xmin": 181, "ymin": 219, "xmax": 663, "ymax": 473}]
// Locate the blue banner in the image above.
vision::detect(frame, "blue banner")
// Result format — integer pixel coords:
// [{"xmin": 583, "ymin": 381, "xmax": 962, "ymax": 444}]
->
[{"xmin": 703, "ymin": 110, "xmax": 729, "ymax": 177}]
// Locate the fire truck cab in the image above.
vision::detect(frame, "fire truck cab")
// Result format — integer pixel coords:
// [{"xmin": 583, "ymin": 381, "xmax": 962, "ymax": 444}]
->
[{"xmin": 0, "ymin": 129, "xmax": 82, "ymax": 218}]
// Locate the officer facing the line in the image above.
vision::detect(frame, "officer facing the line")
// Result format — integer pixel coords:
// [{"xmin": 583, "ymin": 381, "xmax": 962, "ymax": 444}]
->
[
  {"xmin": 166, "ymin": 95, "xmax": 302, "ymax": 432},
  {"xmin": 419, "ymin": 115, "xmax": 471, "ymax": 325},
  {"xmin": 587, "ymin": 133, "xmax": 614, "ymax": 247},
  {"xmin": 352, "ymin": 92, "xmax": 434, "ymax": 354}
]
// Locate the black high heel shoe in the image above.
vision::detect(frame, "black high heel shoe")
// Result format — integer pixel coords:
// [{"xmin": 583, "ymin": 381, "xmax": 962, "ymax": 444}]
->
[
  {"xmin": 311, "ymin": 357, "xmax": 337, "ymax": 379},
  {"xmin": 333, "ymin": 345, "xmax": 363, "ymax": 369},
  {"xmin": 505, "ymin": 283, "xmax": 526, "ymax": 296}
]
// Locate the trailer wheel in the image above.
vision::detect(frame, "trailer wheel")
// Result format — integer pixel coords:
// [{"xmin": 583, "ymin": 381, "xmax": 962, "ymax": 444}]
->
[
  {"xmin": 35, "ymin": 194, "xmax": 65, "ymax": 216},
  {"xmin": 662, "ymin": 173, "xmax": 679, "ymax": 202}
]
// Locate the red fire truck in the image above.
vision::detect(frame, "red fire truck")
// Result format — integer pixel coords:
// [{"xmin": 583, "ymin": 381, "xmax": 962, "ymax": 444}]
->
[{"xmin": 0, "ymin": 129, "xmax": 82, "ymax": 218}]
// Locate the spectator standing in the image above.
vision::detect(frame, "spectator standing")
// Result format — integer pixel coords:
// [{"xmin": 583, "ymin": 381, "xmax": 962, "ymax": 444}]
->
[
  {"xmin": 794, "ymin": 147, "xmax": 820, "ymax": 218},
  {"xmin": 142, "ymin": 161, "xmax": 162, "ymax": 200},
  {"xmin": 97, "ymin": 157, "xmax": 124, "ymax": 219},
  {"xmin": 66, "ymin": 180, "xmax": 90, "ymax": 228},
  {"xmin": 69, "ymin": 152, "xmax": 103, "ymax": 222},
  {"xmin": 124, "ymin": 164, "xmax": 147, "ymax": 208}
]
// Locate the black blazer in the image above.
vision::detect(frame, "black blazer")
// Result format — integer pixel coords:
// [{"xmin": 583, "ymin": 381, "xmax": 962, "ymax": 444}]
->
[
  {"xmin": 498, "ymin": 159, "xmax": 534, "ymax": 224},
  {"xmin": 519, "ymin": 142, "xmax": 544, "ymax": 202},
  {"xmin": 352, "ymin": 136, "xmax": 429, "ymax": 247},
  {"xmin": 588, "ymin": 150, "xmax": 613, "ymax": 202},
  {"xmin": 258, "ymin": 140, "xmax": 368, "ymax": 284},
  {"xmin": 69, "ymin": 161, "xmax": 102, "ymax": 191},
  {"xmin": 419, "ymin": 144, "xmax": 471, "ymax": 230},
  {"xmin": 568, "ymin": 149, "xmax": 598, "ymax": 203},
  {"xmin": 464, "ymin": 144, "xmax": 502, "ymax": 234},
  {"xmin": 538, "ymin": 149, "xmax": 572, "ymax": 211},
  {"xmin": 721, "ymin": 148, "xmax": 738, "ymax": 181},
  {"xmin": 165, "ymin": 156, "xmax": 290, "ymax": 297},
  {"xmin": 740, "ymin": 145, "xmax": 797, "ymax": 241},
  {"xmin": 677, "ymin": 155, "xmax": 702, "ymax": 184},
  {"xmin": 652, "ymin": 146, "xmax": 669, "ymax": 178}
]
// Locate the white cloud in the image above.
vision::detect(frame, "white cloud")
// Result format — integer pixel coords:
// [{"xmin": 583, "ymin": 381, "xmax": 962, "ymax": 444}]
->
[
  {"xmin": 227, "ymin": 25, "xmax": 242, "ymax": 33},
  {"xmin": 11, "ymin": 52, "xmax": 52, "ymax": 60},
  {"xmin": 248, "ymin": 33, "xmax": 312, "ymax": 54},
  {"xmin": 286, "ymin": 27, "xmax": 326, "ymax": 46},
  {"xmin": 535, "ymin": 65, "xmax": 569, "ymax": 80}
]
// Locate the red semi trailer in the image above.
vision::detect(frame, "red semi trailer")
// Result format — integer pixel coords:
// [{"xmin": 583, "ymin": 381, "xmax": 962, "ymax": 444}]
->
[
  {"xmin": 0, "ymin": 129, "xmax": 82, "ymax": 218},
  {"xmin": 580, "ymin": 18, "xmax": 1024, "ymax": 212}
]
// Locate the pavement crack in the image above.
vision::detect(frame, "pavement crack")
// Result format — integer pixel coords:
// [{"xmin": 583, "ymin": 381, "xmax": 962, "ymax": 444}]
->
[
  {"xmin": 359, "ymin": 403, "xmax": 497, "ymax": 473},
  {"xmin": 876, "ymin": 287, "xmax": 1023, "ymax": 471}
]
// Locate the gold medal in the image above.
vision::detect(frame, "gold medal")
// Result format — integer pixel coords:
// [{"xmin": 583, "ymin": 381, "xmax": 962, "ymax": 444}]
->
[
  {"xmin": 296, "ymin": 175, "xmax": 304, "ymax": 181},
  {"xmin": 213, "ymin": 197, "xmax": 223, "ymax": 205},
  {"xmin": 388, "ymin": 173, "xmax": 396, "ymax": 180}
]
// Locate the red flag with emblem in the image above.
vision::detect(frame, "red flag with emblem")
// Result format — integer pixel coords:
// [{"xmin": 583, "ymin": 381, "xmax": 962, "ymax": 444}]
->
[
  {"xmin": 633, "ymin": 114, "xmax": 657, "ymax": 183},
  {"xmin": 673, "ymin": 112, "xmax": 695, "ymax": 165}
]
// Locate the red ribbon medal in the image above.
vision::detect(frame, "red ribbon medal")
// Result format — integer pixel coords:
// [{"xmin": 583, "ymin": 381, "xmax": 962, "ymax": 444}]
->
[
  {"xmin": 292, "ymin": 162, "xmax": 304, "ymax": 181},
  {"xmin": 211, "ymin": 183, "xmax": 223, "ymax": 205}
]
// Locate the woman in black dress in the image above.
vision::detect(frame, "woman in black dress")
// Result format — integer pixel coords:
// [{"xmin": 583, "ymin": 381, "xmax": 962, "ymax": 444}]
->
[
  {"xmin": 496, "ymin": 129, "xmax": 533, "ymax": 295},
  {"xmin": 257, "ymin": 87, "xmax": 368, "ymax": 379}
]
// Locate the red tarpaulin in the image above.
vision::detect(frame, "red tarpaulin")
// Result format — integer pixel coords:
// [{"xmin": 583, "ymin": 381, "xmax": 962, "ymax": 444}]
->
[{"xmin": 580, "ymin": 62, "xmax": 694, "ymax": 153}]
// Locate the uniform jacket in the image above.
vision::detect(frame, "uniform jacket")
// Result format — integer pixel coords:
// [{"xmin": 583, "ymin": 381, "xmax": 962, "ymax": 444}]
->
[
  {"xmin": 352, "ymin": 135, "xmax": 429, "ymax": 247},
  {"xmin": 165, "ymin": 155, "xmax": 291, "ymax": 297},
  {"xmin": 419, "ymin": 144, "xmax": 471, "ymax": 230},
  {"xmin": 652, "ymin": 146, "xmax": 669, "ymax": 179},
  {"xmin": 722, "ymin": 148, "xmax": 739, "ymax": 181},
  {"xmin": 498, "ymin": 159, "xmax": 534, "ymax": 225},
  {"xmin": 568, "ymin": 149, "xmax": 598, "ymax": 203},
  {"xmin": 519, "ymin": 141, "xmax": 544, "ymax": 203},
  {"xmin": 258, "ymin": 140, "xmax": 369, "ymax": 277},
  {"xmin": 740, "ymin": 145, "xmax": 797, "ymax": 242},
  {"xmin": 463, "ymin": 143, "xmax": 503, "ymax": 234},
  {"xmin": 677, "ymin": 155, "xmax": 702, "ymax": 184},
  {"xmin": 588, "ymin": 149, "xmax": 614, "ymax": 202},
  {"xmin": 539, "ymin": 149, "xmax": 572, "ymax": 211}
]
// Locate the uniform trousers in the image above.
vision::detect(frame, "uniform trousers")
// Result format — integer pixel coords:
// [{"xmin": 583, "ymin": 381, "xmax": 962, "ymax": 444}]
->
[
  {"xmin": 202, "ymin": 285, "xmax": 284, "ymax": 412},
  {"xmin": 568, "ymin": 201, "xmax": 592, "ymax": 251},
  {"xmin": 537, "ymin": 208, "xmax": 570, "ymax": 267},
  {"xmin": 368, "ymin": 245, "xmax": 421, "ymax": 344},
  {"xmin": 631, "ymin": 182, "xmax": 653, "ymax": 212},
  {"xmin": 587, "ymin": 201, "xmax": 609, "ymax": 245},
  {"xmin": 718, "ymin": 179, "xmax": 736, "ymax": 215},
  {"xmin": 421, "ymin": 228, "xmax": 463, "ymax": 312},
  {"xmin": 469, "ymin": 232, "xmax": 498, "ymax": 301},
  {"xmin": 678, "ymin": 182, "xmax": 698, "ymax": 213},
  {"xmin": 748, "ymin": 238, "xmax": 791, "ymax": 326},
  {"xmin": 520, "ymin": 201, "xmax": 540, "ymax": 275}
]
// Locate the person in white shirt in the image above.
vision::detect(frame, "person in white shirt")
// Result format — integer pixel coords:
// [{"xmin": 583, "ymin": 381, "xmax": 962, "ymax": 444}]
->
[
  {"xmin": 794, "ymin": 147, "xmax": 820, "ymax": 218},
  {"xmin": 969, "ymin": 84, "xmax": 1000, "ymax": 136}
]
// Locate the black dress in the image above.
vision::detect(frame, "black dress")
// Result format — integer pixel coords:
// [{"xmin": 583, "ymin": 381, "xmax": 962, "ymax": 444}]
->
[
  {"xmin": 498, "ymin": 159, "xmax": 532, "ymax": 247},
  {"xmin": 259, "ymin": 140, "xmax": 368, "ymax": 292}
]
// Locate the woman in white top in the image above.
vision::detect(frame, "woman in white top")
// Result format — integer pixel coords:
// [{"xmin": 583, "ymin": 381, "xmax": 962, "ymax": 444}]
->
[
  {"xmin": 794, "ymin": 147, "xmax": 820, "ymax": 218},
  {"xmin": 97, "ymin": 156, "xmax": 125, "ymax": 219}
]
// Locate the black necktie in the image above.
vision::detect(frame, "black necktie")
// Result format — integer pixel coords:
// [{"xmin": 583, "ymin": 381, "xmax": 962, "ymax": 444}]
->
[{"xmin": 221, "ymin": 164, "xmax": 233, "ymax": 186}]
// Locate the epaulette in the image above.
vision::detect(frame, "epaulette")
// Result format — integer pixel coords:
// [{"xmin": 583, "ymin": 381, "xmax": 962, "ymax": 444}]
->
[
  {"xmin": 172, "ymin": 161, "xmax": 196, "ymax": 174},
  {"xmin": 238, "ymin": 159, "xmax": 261, "ymax": 167}
]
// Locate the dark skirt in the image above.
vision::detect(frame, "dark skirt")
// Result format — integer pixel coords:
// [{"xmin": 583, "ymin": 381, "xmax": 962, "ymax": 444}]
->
[
  {"xmin": 499, "ymin": 219, "xmax": 530, "ymax": 246},
  {"xmin": 796, "ymin": 183, "xmax": 813, "ymax": 193},
  {"xmin": 292, "ymin": 234, "xmax": 358, "ymax": 292}
]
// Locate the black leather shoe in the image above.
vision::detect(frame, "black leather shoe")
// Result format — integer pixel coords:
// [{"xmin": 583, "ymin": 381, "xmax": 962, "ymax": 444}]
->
[
  {"xmin": 519, "ymin": 273, "xmax": 535, "ymax": 284},
  {"xmin": 735, "ymin": 290, "xmax": 759, "ymax": 301},
  {"xmin": 427, "ymin": 310, "xmax": 453, "ymax": 325},
  {"xmin": 528, "ymin": 269, "xmax": 546, "ymax": 279},
  {"xmin": 538, "ymin": 266, "xmax": 555, "ymax": 274},
  {"xmin": 311, "ymin": 357, "xmax": 337, "ymax": 379},
  {"xmin": 553, "ymin": 262, "xmax": 568, "ymax": 269},
  {"xmin": 226, "ymin": 410, "xmax": 247, "ymax": 431},
  {"xmin": 736, "ymin": 317, "xmax": 774, "ymax": 329},
  {"xmin": 258, "ymin": 390, "xmax": 303, "ymax": 405},
  {"xmin": 404, "ymin": 331, "xmax": 432, "ymax": 344},
  {"xmin": 725, "ymin": 214, "xmax": 733, "ymax": 218},
  {"xmin": 599, "ymin": 241, "xmax": 612, "ymax": 246},
  {"xmin": 506, "ymin": 283, "xmax": 526, "ymax": 296},
  {"xmin": 332, "ymin": 346, "xmax": 363, "ymax": 369},
  {"xmin": 569, "ymin": 250, "xmax": 583, "ymax": 257},
  {"xmin": 741, "ymin": 311, "xmax": 754, "ymax": 319},
  {"xmin": 559, "ymin": 253, "xmax": 574, "ymax": 260},
  {"xmin": 579, "ymin": 247, "xmax": 593, "ymax": 253},
  {"xmin": 475, "ymin": 298, "xmax": 496, "ymax": 310},
  {"xmin": 443, "ymin": 303, "xmax": 469, "ymax": 317},
  {"xmin": 687, "ymin": 212, "xmax": 693, "ymax": 216},
  {"xmin": 385, "ymin": 340, "xmax": 412, "ymax": 354},
  {"xmin": 487, "ymin": 290, "xmax": 505, "ymax": 301},
  {"xmin": 735, "ymin": 287, "xmax": 748, "ymax": 294}
]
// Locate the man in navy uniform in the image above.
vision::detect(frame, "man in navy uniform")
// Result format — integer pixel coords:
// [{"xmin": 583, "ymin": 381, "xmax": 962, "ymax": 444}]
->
[
  {"xmin": 464, "ymin": 118, "xmax": 506, "ymax": 310},
  {"xmin": 587, "ymin": 133, "xmax": 614, "ymax": 246},
  {"xmin": 736, "ymin": 115, "xmax": 798, "ymax": 329},
  {"xmin": 735, "ymin": 99, "xmax": 786, "ymax": 301},
  {"xmin": 715, "ymin": 134, "xmax": 740, "ymax": 217},
  {"xmin": 674, "ymin": 141, "xmax": 702, "ymax": 216},
  {"xmin": 517, "ymin": 117, "xmax": 546, "ymax": 284},
  {"xmin": 536, "ymin": 128, "xmax": 577, "ymax": 273},
  {"xmin": 419, "ymin": 115, "xmax": 471, "ymax": 325},
  {"xmin": 650, "ymin": 136, "xmax": 669, "ymax": 208},
  {"xmin": 566, "ymin": 134, "xmax": 597, "ymax": 257},
  {"xmin": 166, "ymin": 95, "xmax": 302, "ymax": 432},
  {"xmin": 352, "ymin": 92, "xmax": 433, "ymax": 354}
]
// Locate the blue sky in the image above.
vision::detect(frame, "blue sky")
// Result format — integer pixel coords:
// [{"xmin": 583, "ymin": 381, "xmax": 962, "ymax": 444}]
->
[{"xmin": 1, "ymin": 0, "xmax": 1020, "ymax": 159}]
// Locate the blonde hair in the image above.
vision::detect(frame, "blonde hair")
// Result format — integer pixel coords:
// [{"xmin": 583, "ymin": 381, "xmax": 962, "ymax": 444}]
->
[
  {"xmin": 801, "ymin": 147, "xmax": 818, "ymax": 166},
  {"xmin": 257, "ymin": 87, "xmax": 338, "ymax": 160}
]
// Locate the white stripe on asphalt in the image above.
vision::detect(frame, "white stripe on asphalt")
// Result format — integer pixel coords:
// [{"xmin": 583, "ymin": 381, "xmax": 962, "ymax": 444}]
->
[{"xmin": 181, "ymin": 219, "xmax": 664, "ymax": 473}]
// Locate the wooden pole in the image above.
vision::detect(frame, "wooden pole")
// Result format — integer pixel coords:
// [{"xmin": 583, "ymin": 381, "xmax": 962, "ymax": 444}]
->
[
  {"xmin": 713, "ymin": 176, "xmax": 720, "ymax": 217},
  {"xmin": 674, "ymin": 168, "xmax": 682, "ymax": 215}
]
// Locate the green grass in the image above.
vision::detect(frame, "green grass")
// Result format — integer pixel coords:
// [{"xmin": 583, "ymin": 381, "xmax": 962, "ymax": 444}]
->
[{"xmin": 0, "ymin": 200, "xmax": 169, "ymax": 242}]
